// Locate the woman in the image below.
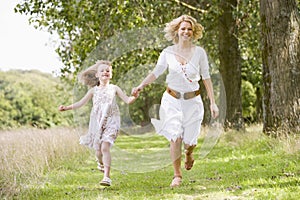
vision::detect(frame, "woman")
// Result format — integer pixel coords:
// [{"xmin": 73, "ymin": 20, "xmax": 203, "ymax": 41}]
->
[{"xmin": 132, "ymin": 15, "xmax": 219, "ymax": 187}]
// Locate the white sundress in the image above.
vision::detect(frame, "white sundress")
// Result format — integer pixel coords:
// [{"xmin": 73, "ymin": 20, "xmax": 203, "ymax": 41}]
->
[{"xmin": 80, "ymin": 84, "xmax": 120, "ymax": 150}]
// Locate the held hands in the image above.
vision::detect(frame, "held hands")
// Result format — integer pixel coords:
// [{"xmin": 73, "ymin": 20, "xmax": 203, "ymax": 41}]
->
[
  {"xmin": 210, "ymin": 103, "xmax": 219, "ymax": 119},
  {"xmin": 130, "ymin": 90, "xmax": 139, "ymax": 103},
  {"xmin": 131, "ymin": 86, "xmax": 143, "ymax": 97},
  {"xmin": 132, "ymin": 92, "xmax": 139, "ymax": 98}
]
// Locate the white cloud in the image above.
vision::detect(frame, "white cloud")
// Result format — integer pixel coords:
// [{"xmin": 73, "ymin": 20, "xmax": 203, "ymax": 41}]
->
[{"xmin": 0, "ymin": 0, "xmax": 64, "ymax": 74}]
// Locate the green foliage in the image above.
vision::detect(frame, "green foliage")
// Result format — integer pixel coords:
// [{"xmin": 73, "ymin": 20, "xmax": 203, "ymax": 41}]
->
[
  {"xmin": 238, "ymin": 0, "xmax": 262, "ymax": 87},
  {"xmin": 14, "ymin": 0, "xmax": 220, "ymax": 79},
  {"xmin": 242, "ymin": 80, "xmax": 256, "ymax": 122},
  {"xmin": 0, "ymin": 70, "xmax": 73, "ymax": 129},
  {"xmin": 15, "ymin": 1, "xmax": 186, "ymax": 75}
]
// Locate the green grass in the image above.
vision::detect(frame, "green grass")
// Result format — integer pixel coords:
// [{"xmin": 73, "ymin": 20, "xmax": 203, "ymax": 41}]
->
[{"xmin": 3, "ymin": 125, "xmax": 300, "ymax": 199}]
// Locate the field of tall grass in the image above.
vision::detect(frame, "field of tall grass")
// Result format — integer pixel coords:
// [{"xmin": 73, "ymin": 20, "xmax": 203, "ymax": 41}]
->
[
  {"xmin": 0, "ymin": 127, "xmax": 89, "ymax": 199},
  {"xmin": 1, "ymin": 125, "xmax": 299, "ymax": 199}
]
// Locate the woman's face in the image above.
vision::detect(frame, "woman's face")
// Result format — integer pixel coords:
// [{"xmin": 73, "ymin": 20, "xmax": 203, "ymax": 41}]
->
[{"xmin": 177, "ymin": 21, "xmax": 193, "ymax": 42}]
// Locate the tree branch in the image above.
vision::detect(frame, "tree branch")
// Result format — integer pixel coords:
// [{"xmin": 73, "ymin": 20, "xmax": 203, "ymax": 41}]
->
[{"xmin": 171, "ymin": 0, "xmax": 207, "ymax": 13}]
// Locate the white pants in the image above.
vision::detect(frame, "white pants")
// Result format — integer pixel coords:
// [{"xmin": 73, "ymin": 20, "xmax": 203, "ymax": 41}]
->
[{"xmin": 151, "ymin": 91, "xmax": 204, "ymax": 145}]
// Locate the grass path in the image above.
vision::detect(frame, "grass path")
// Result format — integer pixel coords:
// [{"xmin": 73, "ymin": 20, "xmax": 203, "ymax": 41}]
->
[{"xmin": 13, "ymin": 126, "xmax": 300, "ymax": 199}]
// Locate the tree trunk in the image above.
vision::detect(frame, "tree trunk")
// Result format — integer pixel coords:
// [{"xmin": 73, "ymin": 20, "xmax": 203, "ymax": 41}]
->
[
  {"xmin": 260, "ymin": 0, "xmax": 300, "ymax": 134},
  {"xmin": 219, "ymin": 0, "xmax": 243, "ymax": 130}
]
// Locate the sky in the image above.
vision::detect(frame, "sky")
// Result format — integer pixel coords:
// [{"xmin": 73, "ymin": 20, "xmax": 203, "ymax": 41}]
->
[{"xmin": 0, "ymin": 0, "xmax": 64, "ymax": 75}]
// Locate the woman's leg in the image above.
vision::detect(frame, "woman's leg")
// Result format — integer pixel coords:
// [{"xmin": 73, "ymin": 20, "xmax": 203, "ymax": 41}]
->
[
  {"xmin": 184, "ymin": 144, "xmax": 196, "ymax": 170},
  {"xmin": 183, "ymin": 119, "xmax": 201, "ymax": 170},
  {"xmin": 170, "ymin": 138, "xmax": 182, "ymax": 187}
]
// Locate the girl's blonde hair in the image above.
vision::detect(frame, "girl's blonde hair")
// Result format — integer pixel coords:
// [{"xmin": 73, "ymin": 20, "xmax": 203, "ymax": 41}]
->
[
  {"xmin": 164, "ymin": 15, "xmax": 204, "ymax": 44},
  {"xmin": 78, "ymin": 60, "xmax": 112, "ymax": 87}
]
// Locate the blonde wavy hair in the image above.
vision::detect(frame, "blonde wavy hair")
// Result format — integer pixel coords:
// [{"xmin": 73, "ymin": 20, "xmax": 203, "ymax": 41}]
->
[
  {"xmin": 164, "ymin": 15, "xmax": 204, "ymax": 44},
  {"xmin": 78, "ymin": 60, "xmax": 112, "ymax": 87}
]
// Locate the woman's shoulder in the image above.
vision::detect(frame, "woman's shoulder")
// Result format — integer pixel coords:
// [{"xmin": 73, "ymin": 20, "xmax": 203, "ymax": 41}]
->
[
  {"xmin": 195, "ymin": 45, "xmax": 207, "ymax": 56},
  {"xmin": 161, "ymin": 45, "xmax": 175, "ymax": 55},
  {"xmin": 195, "ymin": 45, "xmax": 206, "ymax": 52},
  {"xmin": 165, "ymin": 45, "xmax": 175, "ymax": 51}
]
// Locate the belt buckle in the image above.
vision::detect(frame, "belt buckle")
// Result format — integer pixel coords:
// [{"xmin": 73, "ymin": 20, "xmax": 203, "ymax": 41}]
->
[
  {"xmin": 184, "ymin": 91, "xmax": 200, "ymax": 100},
  {"xmin": 183, "ymin": 92, "xmax": 193, "ymax": 100},
  {"xmin": 175, "ymin": 92, "xmax": 181, "ymax": 99}
]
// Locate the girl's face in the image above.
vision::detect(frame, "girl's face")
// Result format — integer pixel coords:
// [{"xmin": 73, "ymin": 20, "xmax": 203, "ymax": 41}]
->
[
  {"xmin": 177, "ymin": 21, "xmax": 193, "ymax": 42},
  {"xmin": 96, "ymin": 64, "xmax": 112, "ymax": 81}
]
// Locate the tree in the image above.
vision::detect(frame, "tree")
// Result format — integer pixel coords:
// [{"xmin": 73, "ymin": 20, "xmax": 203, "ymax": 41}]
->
[
  {"xmin": 219, "ymin": 0, "xmax": 243, "ymax": 130},
  {"xmin": 260, "ymin": 0, "xmax": 300, "ymax": 134}
]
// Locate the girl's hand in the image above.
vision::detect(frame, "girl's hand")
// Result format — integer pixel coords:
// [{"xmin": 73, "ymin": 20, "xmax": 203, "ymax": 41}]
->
[
  {"xmin": 58, "ymin": 105, "xmax": 67, "ymax": 111},
  {"xmin": 210, "ymin": 103, "xmax": 219, "ymax": 119}
]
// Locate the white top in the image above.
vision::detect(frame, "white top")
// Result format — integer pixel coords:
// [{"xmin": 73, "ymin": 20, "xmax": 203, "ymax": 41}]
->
[{"xmin": 152, "ymin": 46, "xmax": 210, "ymax": 93}]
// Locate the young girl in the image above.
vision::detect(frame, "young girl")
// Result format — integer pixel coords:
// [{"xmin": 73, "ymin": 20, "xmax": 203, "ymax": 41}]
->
[{"xmin": 59, "ymin": 60, "xmax": 138, "ymax": 186}]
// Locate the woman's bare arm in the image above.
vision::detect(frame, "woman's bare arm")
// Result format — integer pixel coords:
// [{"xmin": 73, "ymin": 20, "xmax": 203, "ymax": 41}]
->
[
  {"xmin": 131, "ymin": 73, "xmax": 157, "ymax": 96},
  {"xmin": 202, "ymin": 78, "xmax": 219, "ymax": 118}
]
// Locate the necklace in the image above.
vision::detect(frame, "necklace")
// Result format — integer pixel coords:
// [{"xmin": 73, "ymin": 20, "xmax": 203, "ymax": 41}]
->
[{"xmin": 181, "ymin": 64, "xmax": 193, "ymax": 83}]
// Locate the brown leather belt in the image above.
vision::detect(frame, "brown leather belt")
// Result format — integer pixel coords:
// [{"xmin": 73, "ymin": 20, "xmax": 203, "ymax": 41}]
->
[{"xmin": 166, "ymin": 87, "xmax": 200, "ymax": 100}]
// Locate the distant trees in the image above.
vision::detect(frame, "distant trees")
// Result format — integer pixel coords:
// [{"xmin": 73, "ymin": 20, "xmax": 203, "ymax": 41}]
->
[{"xmin": 0, "ymin": 70, "xmax": 73, "ymax": 129}]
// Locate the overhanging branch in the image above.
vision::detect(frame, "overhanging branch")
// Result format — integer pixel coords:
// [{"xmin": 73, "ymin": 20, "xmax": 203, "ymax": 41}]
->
[{"xmin": 171, "ymin": 0, "xmax": 208, "ymax": 13}]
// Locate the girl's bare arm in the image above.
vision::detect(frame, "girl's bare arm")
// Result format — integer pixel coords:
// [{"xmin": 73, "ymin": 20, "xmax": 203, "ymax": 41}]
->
[
  {"xmin": 59, "ymin": 88, "xmax": 93, "ymax": 111},
  {"xmin": 115, "ymin": 85, "xmax": 138, "ymax": 104}
]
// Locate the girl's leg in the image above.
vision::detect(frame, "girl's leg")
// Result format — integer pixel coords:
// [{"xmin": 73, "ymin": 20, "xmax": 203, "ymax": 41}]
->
[
  {"xmin": 96, "ymin": 143, "xmax": 103, "ymax": 165},
  {"xmin": 101, "ymin": 141, "xmax": 111, "ymax": 178},
  {"xmin": 96, "ymin": 149, "xmax": 102, "ymax": 163},
  {"xmin": 95, "ymin": 148, "xmax": 104, "ymax": 172},
  {"xmin": 170, "ymin": 138, "xmax": 182, "ymax": 187},
  {"xmin": 99, "ymin": 141, "xmax": 112, "ymax": 186}
]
